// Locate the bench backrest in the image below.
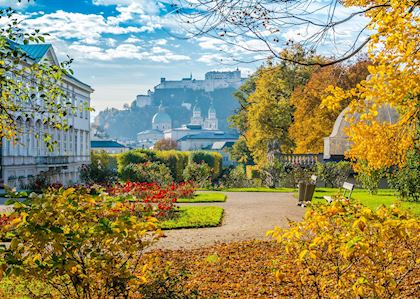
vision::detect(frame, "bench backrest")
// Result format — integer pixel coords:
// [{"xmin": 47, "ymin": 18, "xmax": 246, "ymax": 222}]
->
[{"xmin": 342, "ymin": 182, "xmax": 354, "ymax": 199}]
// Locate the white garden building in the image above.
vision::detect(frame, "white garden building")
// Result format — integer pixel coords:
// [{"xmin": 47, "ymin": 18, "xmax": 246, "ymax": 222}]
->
[{"xmin": 0, "ymin": 42, "xmax": 94, "ymax": 188}]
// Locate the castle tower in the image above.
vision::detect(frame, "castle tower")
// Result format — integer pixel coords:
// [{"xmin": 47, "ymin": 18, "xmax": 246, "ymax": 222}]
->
[
  {"xmin": 204, "ymin": 100, "xmax": 218, "ymax": 130},
  {"xmin": 190, "ymin": 101, "xmax": 204, "ymax": 126}
]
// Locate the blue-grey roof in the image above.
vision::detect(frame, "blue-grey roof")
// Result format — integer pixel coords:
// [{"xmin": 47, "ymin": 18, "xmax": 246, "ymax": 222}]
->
[
  {"xmin": 137, "ymin": 129, "xmax": 163, "ymax": 135},
  {"xmin": 91, "ymin": 140, "xmax": 126, "ymax": 148},
  {"xmin": 211, "ymin": 141, "xmax": 235, "ymax": 150},
  {"xmin": 178, "ymin": 132, "xmax": 239, "ymax": 142},
  {"xmin": 152, "ymin": 111, "xmax": 171, "ymax": 124},
  {"xmin": 8, "ymin": 40, "xmax": 93, "ymax": 89}
]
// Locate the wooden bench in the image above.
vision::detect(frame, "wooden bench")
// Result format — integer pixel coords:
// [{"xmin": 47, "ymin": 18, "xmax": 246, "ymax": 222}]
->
[{"xmin": 324, "ymin": 182, "xmax": 354, "ymax": 203}]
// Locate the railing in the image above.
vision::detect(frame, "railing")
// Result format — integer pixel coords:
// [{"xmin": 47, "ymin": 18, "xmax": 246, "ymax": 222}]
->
[
  {"xmin": 276, "ymin": 154, "xmax": 322, "ymax": 167},
  {"xmin": 1, "ymin": 155, "xmax": 90, "ymax": 166},
  {"xmin": 35, "ymin": 156, "xmax": 69, "ymax": 165}
]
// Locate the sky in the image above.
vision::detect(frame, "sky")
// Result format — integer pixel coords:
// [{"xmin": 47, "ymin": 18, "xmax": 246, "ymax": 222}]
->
[{"xmin": 1, "ymin": 0, "xmax": 369, "ymax": 116}]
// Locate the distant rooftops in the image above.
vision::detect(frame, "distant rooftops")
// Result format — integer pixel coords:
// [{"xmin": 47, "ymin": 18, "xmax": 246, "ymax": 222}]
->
[
  {"xmin": 178, "ymin": 132, "xmax": 239, "ymax": 142},
  {"xmin": 91, "ymin": 140, "xmax": 126, "ymax": 148},
  {"xmin": 159, "ymin": 70, "xmax": 244, "ymax": 85}
]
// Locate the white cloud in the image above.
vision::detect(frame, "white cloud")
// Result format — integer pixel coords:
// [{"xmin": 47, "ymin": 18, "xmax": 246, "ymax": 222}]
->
[
  {"xmin": 197, "ymin": 53, "xmax": 229, "ymax": 65},
  {"xmin": 125, "ymin": 36, "xmax": 142, "ymax": 44},
  {"xmin": 23, "ymin": 10, "xmax": 145, "ymax": 43},
  {"xmin": 70, "ymin": 42, "xmax": 190, "ymax": 63},
  {"xmin": 0, "ymin": 0, "xmax": 32, "ymax": 9}
]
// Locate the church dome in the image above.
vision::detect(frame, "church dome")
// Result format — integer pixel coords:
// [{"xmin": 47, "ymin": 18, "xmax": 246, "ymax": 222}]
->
[
  {"xmin": 153, "ymin": 102, "xmax": 171, "ymax": 125},
  {"xmin": 152, "ymin": 111, "xmax": 171, "ymax": 124}
]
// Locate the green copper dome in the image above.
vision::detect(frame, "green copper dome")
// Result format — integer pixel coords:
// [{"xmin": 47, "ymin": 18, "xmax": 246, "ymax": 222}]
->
[{"xmin": 152, "ymin": 111, "xmax": 171, "ymax": 124}]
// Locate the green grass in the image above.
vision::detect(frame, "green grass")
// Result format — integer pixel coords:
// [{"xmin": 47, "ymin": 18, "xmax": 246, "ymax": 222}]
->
[
  {"xmin": 159, "ymin": 206, "xmax": 224, "ymax": 230},
  {"xmin": 301, "ymin": 188, "xmax": 420, "ymax": 217},
  {"xmin": 218, "ymin": 187, "xmax": 296, "ymax": 193},
  {"xmin": 177, "ymin": 193, "xmax": 227, "ymax": 203}
]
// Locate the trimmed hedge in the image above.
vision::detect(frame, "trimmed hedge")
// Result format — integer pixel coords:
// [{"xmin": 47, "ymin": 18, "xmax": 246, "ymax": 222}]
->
[
  {"xmin": 156, "ymin": 150, "xmax": 189, "ymax": 182},
  {"xmin": 117, "ymin": 149, "xmax": 223, "ymax": 182},
  {"xmin": 189, "ymin": 151, "xmax": 223, "ymax": 179},
  {"xmin": 117, "ymin": 149, "xmax": 158, "ymax": 172}
]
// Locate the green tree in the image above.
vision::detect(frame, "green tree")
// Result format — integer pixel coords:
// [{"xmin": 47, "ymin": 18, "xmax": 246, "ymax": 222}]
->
[{"xmin": 230, "ymin": 46, "xmax": 317, "ymax": 167}]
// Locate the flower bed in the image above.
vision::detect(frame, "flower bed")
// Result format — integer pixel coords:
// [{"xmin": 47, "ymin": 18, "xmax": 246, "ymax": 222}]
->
[{"xmin": 108, "ymin": 181, "xmax": 196, "ymax": 218}]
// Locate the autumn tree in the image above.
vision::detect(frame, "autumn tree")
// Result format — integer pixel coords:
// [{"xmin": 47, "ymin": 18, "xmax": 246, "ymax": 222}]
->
[
  {"xmin": 323, "ymin": 1, "xmax": 419, "ymax": 171},
  {"xmin": 154, "ymin": 138, "xmax": 178, "ymax": 151},
  {"xmin": 289, "ymin": 58, "xmax": 371, "ymax": 154},
  {"xmin": 230, "ymin": 46, "xmax": 317, "ymax": 167},
  {"xmin": 174, "ymin": 0, "xmax": 419, "ymax": 171}
]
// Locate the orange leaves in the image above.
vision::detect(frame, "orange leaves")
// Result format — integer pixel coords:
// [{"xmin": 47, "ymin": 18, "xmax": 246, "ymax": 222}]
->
[{"xmin": 290, "ymin": 59, "xmax": 370, "ymax": 154}]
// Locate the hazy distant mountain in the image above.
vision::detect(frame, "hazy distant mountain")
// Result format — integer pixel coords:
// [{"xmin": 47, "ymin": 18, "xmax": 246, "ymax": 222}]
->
[{"xmin": 94, "ymin": 70, "xmax": 246, "ymax": 140}]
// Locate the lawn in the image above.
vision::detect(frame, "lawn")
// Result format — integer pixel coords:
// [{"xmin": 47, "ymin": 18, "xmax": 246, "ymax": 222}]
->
[
  {"xmin": 159, "ymin": 206, "xmax": 224, "ymax": 229},
  {"xmin": 177, "ymin": 192, "xmax": 227, "ymax": 203},
  {"xmin": 302, "ymin": 188, "xmax": 420, "ymax": 216},
  {"xmin": 218, "ymin": 187, "xmax": 296, "ymax": 193}
]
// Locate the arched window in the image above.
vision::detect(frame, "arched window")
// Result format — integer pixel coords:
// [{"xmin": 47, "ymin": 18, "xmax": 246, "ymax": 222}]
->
[{"xmin": 35, "ymin": 120, "xmax": 42, "ymax": 156}]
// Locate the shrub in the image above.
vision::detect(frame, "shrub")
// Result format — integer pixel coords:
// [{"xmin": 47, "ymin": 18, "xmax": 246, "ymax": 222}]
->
[
  {"xmin": 189, "ymin": 151, "xmax": 215, "ymax": 167},
  {"xmin": 261, "ymin": 159, "xmax": 287, "ymax": 188},
  {"xmin": 268, "ymin": 200, "xmax": 420, "ymax": 298},
  {"xmin": 183, "ymin": 162, "xmax": 212, "ymax": 188},
  {"xmin": 210, "ymin": 152, "xmax": 223, "ymax": 179},
  {"xmin": 0, "ymin": 188, "xmax": 161, "ymax": 298},
  {"xmin": 220, "ymin": 166, "xmax": 257, "ymax": 188},
  {"xmin": 117, "ymin": 149, "xmax": 158, "ymax": 173},
  {"xmin": 276, "ymin": 162, "xmax": 315, "ymax": 188},
  {"xmin": 355, "ymin": 166, "xmax": 385, "ymax": 195},
  {"xmin": 388, "ymin": 149, "xmax": 420, "ymax": 201},
  {"xmin": 246, "ymin": 165, "xmax": 260, "ymax": 180},
  {"xmin": 189, "ymin": 151, "xmax": 223, "ymax": 179},
  {"xmin": 157, "ymin": 150, "xmax": 188, "ymax": 182},
  {"xmin": 315, "ymin": 161, "xmax": 352, "ymax": 187},
  {"xmin": 120, "ymin": 162, "xmax": 173, "ymax": 186},
  {"xmin": 80, "ymin": 150, "xmax": 118, "ymax": 185}
]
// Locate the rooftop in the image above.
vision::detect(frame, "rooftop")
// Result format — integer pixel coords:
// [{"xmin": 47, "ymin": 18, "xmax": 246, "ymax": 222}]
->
[
  {"xmin": 211, "ymin": 141, "xmax": 236, "ymax": 150},
  {"xmin": 91, "ymin": 140, "xmax": 126, "ymax": 148},
  {"xmin": 178, "ymin": 132, "xmax": 239, "ymax": 142}
]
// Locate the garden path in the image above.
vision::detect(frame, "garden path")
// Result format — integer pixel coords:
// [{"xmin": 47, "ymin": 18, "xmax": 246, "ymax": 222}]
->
[{"xmin": 155, "ymin": 192, "xmax": 304, "ymax": 250}]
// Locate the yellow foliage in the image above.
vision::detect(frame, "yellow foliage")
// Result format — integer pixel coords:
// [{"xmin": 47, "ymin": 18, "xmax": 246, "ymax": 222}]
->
[
  {"xmin": 269, "ymin": 199, "xmax": 420, "ymax": 298},
  {"xmin": 246, "ymin": 65, "xmax": 294, "ymax": 166},
  {"xmin": 323, "ymin": 0, "xmax": 419, "ymax": 170}
]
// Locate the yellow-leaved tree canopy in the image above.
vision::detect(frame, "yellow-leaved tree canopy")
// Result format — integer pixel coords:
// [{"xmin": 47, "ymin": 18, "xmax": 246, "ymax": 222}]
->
[
  {"xmin": 323, "ymin": 0, "xmax": 419, "ymax": 171},
  {"xmin": 289, "ymin": 59, "xmax": 371, "ymax": 154}
]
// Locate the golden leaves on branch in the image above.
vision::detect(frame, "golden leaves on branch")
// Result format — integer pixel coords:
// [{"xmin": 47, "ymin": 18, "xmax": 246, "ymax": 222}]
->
[{"xmin": 323, "ymin": 0, "xmax": 420, "ymax": 170}]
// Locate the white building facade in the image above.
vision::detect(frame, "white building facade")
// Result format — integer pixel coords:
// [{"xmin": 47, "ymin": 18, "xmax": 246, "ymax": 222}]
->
[{"xmin": 0, "ymin": 43, "xmax": 94, "ymax": 188}]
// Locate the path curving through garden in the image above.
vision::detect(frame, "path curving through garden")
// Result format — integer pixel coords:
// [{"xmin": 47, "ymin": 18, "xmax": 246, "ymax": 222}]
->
[{"xmin": 155, "ymin": 192, "xmax": 304, "ymax": 250}]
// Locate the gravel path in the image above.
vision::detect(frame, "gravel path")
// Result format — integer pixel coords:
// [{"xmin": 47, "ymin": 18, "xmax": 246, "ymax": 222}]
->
[{"xmin": 155, "ymin": 192, "xmax": 304, "ymax": 250}]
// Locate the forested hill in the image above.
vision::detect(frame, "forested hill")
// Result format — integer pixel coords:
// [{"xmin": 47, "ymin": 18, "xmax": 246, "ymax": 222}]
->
[{"xmin": 94, "ymin": 87, "xmax": 240, "ymax": 139}]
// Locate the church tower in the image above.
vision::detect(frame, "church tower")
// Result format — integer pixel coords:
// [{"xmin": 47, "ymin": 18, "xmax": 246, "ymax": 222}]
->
[
  {"xmin": 190, "ymin": 101, "xmax": 204, "ymax": 126},
  {"xmin": 204, "ymin": 100, "xmax": 218, "ymax": 130}
]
